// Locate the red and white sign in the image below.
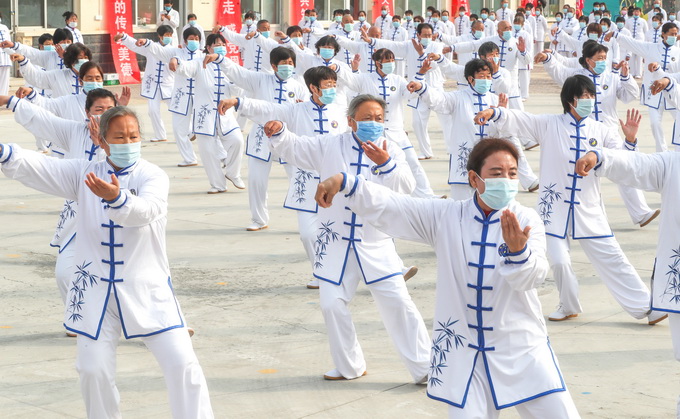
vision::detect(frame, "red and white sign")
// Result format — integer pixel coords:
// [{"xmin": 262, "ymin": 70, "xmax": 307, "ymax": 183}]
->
[
  {"xmin": 107, "ymin": 0, "xmax": 140, "ymax": 84},
  {"xmin": 372, "ymin": 0, "xmax": 393, "ymax": 21},
  {"xmin": 291, "ymin": 0, "xmax": 312, "ymax": 25},
  {"xmin": 216, "ymin": 0, "xmax": 242, "ymax": 65}
]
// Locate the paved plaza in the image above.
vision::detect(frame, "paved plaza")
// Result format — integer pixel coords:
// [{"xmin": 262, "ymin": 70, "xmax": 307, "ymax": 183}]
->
[{"xmin": 0, "ymin": 68, "xmax": 677, "ymax": 418}]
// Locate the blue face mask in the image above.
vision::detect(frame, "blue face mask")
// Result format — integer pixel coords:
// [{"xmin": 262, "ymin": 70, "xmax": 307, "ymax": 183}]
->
[
  {"xmin": 474, "ymin": 30, "xmax": 484, "ymax": 39},
  {"xmin": 502, "ymin": 3, "xmax": 508, "ymax": 8},
  {"xmin": 671, "ymin": 15, "xmax": 676, "ymax": 21},
  {"xmin": 189, "ymin": 20, "xmax": 197, "ymax": 27},
  {"xmin": 83, "ymin": 81, "xmax": 103, "ymax": 93},
  {"xmin": 187, "ymin": 40, "xmax": 200, "ymax": 51},
  {"xmin": 420, "ymin": 37, "xmax": 431, "ymax": 47},
  {"xmin": 310, "ymin": 16, "xmax": 317, "ymax": 22},
  {"xmin": 556, "ymin": 16, "xmax": 563, "ymax": 22},
  {"xmin": 472, "ymin": 78, "xmax": 492, "ymax": 94},
  {"xmin": 567, "ymin": 12, "xmax": 574, "ymax": 19},
  {"xmin": 162, "ymin": 36, "xmax": 172, "ymax": 45},
  {"xmin": 514, "ymin": 24, "xmax": 522, "ymax": 31},
  {"xmin": 291, "ymin": 37, "xmax": 302, "ymax": 45},
  {"xmin": 405, "ymin": 15, "xmax": 412, "ymax": 21},
  {"xmin": 43, "ymin": 45, "xmax": 55, "ymax": 51},
  {"xmin": 276, "ymin": 64, "xmax": 294, "ymax": 80},
  {"xmin": 107, "ymin": 142, "xmax": 141, "ymax": 169},
  {"xmin": 345, "ymin": 23, "xmax": 354, "ymax": 32},
  {"xmin": 588, "ymin": 33, "xmax": 599, "ymax": 40},
  {"xmin": 73, "ymin": 58, "xmax": 88, "ymax": 71},
  {"xmin": 260, "ymin": 31, "xmax": 270, "ymax": 38},
  {"xmin": 667, "ymin": 36, "xmax": 678, "ymax": 46},
  {"xmin": 616, "ymin": 22, "xmax": 624, "ymax": 29},
  {"xmin": 572, "ymin": 98, "xmax": 594, "ymax": 118},
  {"xmin": 245, "ymin": 19, "xmax": 253, "ymax": 26},
  {"xmin": 502, "ymin": 30, "xmax": 512, "ymax": 41},
  {"xmin": 359, "ymin": 16, "xmax": 366, "ymax": 22},
  {"xmin": 319, "ymin": 47, "xmax": 335, "ymax": 59},
  {"xmin": 653, "ymin": 21, "xmax": 660, "ymax": 29},
  {"xmin": 432, "ymin": 17, "xmax": 440, "ymax": 23},
  {"xmin": 601, "ymin": 25, "xmax": 609, "ymax": 32},
  {"xmin": 213, "ymin": 46, "xmax": 227, "ymax": 56},
  {"xmin": 392, "ymin": 21, "xmax": 400, "ymax": 28},
  {"xmin": 481, "ymin": 13, "xmax": 488, "ymax": 19},
  {"xmin": 476, "ymin": 174, "xmax": 519, "ymax": 210},
  {"xmin": 319, "ymin": 87, "xmax": 336, "ymax": 104},
  {"xmin": 381, "ymin": 62, "xmax": 395, "ymax": 74},
  {"xmin": 579, "ymin": 22, "xmax": 586, "ymax": 29},
  {"xmin": 354, "ymin": 120, "xmax": 384, "ymax": 143},
  {"xmin": 382, "ymin": 10, "xmax": 387, "ymax": 16},
  {"xmin": 164, "ymin": 6, "xmax": 172, "ymax": 12},
  {"xmin": 592, "ymin": 60, "xmax": 607, "ymax": 74}
]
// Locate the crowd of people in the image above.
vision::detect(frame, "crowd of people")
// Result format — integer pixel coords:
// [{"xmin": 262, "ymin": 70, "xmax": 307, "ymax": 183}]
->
[{"xmin": 2, "ymin": 0, "xmax": 680, "ymax": 417}]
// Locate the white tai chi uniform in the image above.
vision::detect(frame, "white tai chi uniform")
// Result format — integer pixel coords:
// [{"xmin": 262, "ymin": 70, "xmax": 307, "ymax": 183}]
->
[
  {"xmin": 534, "ymin": 13, "xmax": 549, "ymax": 52},
  {"xmin": 0, "ymin": 23, "xmax": 10, "ymax": 95},
  {"xmin": 375, "ymin": 14, "xmax": 393, "ymax": 39},
  {"xmin": 301, "ymin": 18, "xmax": 325, "ymax": 49},
  {"xmin": 120, "ymin": 35, "xmax": 174, "ymax": 142},
  {"xmin": 64, "ymin": 25, "xmax": 84, "ymax": 43},
  {"xmin": 136, "ymin": 36, "xmax": 203, "ymax": 165},
  {"xmin": 235, "ymin": 97, "xmax": 347, "ymax": 268},
  {"xmin": 513, "ymin": 27, "xmax": 534, "ymax": 100},
  {"xmin": 216, "ymin": 57, "xmax": 308, "ymax": 228},
  {"xmin": 0, "ymin": 143, "xmax": 213, "ymax": 418},
  {"xmin": 495, "ymin": 7, "xmax": 515, "ymax": 23},
  {"xmin": 269, "ymin": 126, "xmax": 430, "ymax": 382},
  {"xmin": 8, "ymin": 96, "xmax": 105, "ymax": 305},
  {"xmin": 340, "ymin": 175, "xmax": 580, "ymax": 418},
  {"xmin": 174, "ymin": 54, "xmax": 244, "ymax": 192},
  {"xmin": 552, "ymin": 30, "xmax": 620, "ymax": 69},
  {"xmin": 454, "ymin": 14, "xmax": 471, "ymax": 37},
  {"xmin": 335, "ymin": 37, "xmax": 379, "ymax": 74},
  {"xmin": 17, "ymin": 57, "xmax": 82, "ymax": 97},
  {"xmin": 542, "ymin": 53, "xmax": 657, "ymax": 225},
  {"xmin": 371, "ymin": 37, "xmax": 446, "ymax": 158},
  {"xmin": 624, "ymin": 17, "xmax": 648, "ymax": 77},
  {"xmin": 489, "ymin": 107, "xmax": 653, "ymax": 319},
  {"xmin": 159, "ymin": 8, "xmax": 181, "ymax": 46},
  {"xmin": 336, "ymin": 66, "xmax": 436, "ymax": 198},
  {"xmin": 386, "ymin": 25, "xmax": 408, "ymax": 76},
  {"xmin": 596, "ymin": 147, "xmax": 680, "ymax": 419},
  {"xmin": 614, "ymin": 34, "xmax": 680, "ymax": 152}
]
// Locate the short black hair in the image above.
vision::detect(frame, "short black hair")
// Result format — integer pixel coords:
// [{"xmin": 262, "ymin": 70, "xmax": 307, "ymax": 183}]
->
[
  {"xmin": 271, "ymin": 46, "xmax": 296, "ymax": 66},
  {"xmin": 470, "ymin": 14, "xmax": 479, "ymax": 20},
  {"xmin": 62, "ymin": 10, "xmax": 77, "ymax": 21},
  {"xmin": 600, "ymin": 18, "xmax": 611, "ymax": 27},
  {"xmin": 182, "ymin": 26, "xmax": 202, "ymax": 42},
  {"xmin": 303, "ymin": 66, "xmax": 337, "ymax": 94},
  {"xmin": 466, "ymin": 138, "xmax": 519, "ymax": 175},
  {"xmin": 615, "ymin": 16, "xmax": 626, "ymax": 23},
  {"xmin": 560, "ymin": 75, "xmax": 596, "ymax": 113},
  {"xmin": 244, "ymin": 11, "xmax": 256, "ymax": 20},
  {"xmin": 333, "ymin": 9, "xmax": 344, "ymax": 16},
  {"xmin": 53, "ymin": 28, "xmax": 73, "ymax": 44},
  {"xmin": 188, "ymin": 13, "xmax": 197, "ymax": 20},
  {"xmin": 662, "ymin": 22, "xmax": 678, "ymax": 34},
  {"xmin": 372, "ymin": 48, "xmax": 395, "ymax": 62},
  {"xmin": 63, "ymin": 43, "xmax": 92, "ymax": 69},
  {"xmin": 78, "ymin": 61, "xmax": 103, "ymax": 80},
  {"xmin": 204, "ymin": 33, "xmax": 226, "ymax": 53},
  {"xmin": 156, "ymin": 24, "xmax": 173, "ymax": 37},
  {"xmin": 286, "ymin": 25, "xmax": 302, "ymax": 37},
  {"xmin": 38, "ymin": 33, "xmax": 53, "ymax": 45},
  {"xmin": 578, "ymin": 40, "xmax": 608, "ymax": 68},
  {"xmin": 586, "ymin": 22, "xmax": 603, "ymax": 36},
  {"xmin": 464, "ymin": 58, "xmax": 492, "ymax": 81},
  {"xmin": 315, "ymin": 35, "xmax": 340, "ymax": 55},
  {"xmin": 417, "ymin": 23, "xmax": 434, "ymax": 34},
  {"xmin": 481, "ymin": 7, "xmax": 490, "ymax": 13},
  {"xmin": 85, "ymin": 88, "xmax": 117, "ymax": 112},
  {"xmin": 478, "ymin": 41, "xmax": 499, "ymax": 57}
]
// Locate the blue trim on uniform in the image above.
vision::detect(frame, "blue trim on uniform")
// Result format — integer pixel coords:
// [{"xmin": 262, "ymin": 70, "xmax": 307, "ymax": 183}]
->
[
  {"xmin": 0, "ymin": 144, "xmax": 12, "ymax": 163},
  {"xmin": 50, "ymin": 232, "xmax": 77, "ymax": 254}
]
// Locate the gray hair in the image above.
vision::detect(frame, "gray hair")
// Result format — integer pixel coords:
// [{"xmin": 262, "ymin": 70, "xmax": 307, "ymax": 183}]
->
[
  {"xmin": 347, "ymin": 94, "xmax": 386, "ymax": 119},
  {"xmin": 99, "ymin": 106, "xmax": 140, "ymax": 142}
]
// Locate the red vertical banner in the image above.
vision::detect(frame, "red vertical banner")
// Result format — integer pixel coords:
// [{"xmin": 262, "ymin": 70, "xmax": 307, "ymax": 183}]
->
[
  {"xmin": 216, "ymin": 0, "xmax": 242, "ymax": 65},
  {"xmin": 292, "ymin": 0, "xmax": 312, "ymax": 25},
  {"xmin": 372, "ymin": 0, "xmax": 393, "ymax": 21},
  {"xmin": 107, "ymin": 0, "xmax": 141, "ymax": 84}
]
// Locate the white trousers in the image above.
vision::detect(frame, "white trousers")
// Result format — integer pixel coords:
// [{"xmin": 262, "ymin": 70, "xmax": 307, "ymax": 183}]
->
[
  {"xmin": 630, "ymin": 54, "xmax": 643, "ymax": 77},
  {"xmin": 318, "ymin": 248, "xmax": 430, "ymax": 381},
  {"xmin": 411, "ymin": 103, "xmax": 434, "ymax": 158},
  {"xmin": 148, "ymin": 96, "xmax": 169, "ymax": 141},
  {"xmin": 448, "ymin": 359, "xmax": 580, "ymax": 419},
  {"xmin": 505, "ymin": 136, "xmax": 539, "ymax": 190},
  {"xmin": 519, "ymin": 68, "xmax": 530, "ymax": 99},
  {"xmin": 450, "ymin": 183, "xmax": 474, "ymax": 201},
  {"xmin": 75, "ymin": 300, "xmax": 213, "ymax": 418},
  {"xmin": 172, "ymin": 111, "xmax": 198, "ymax": 164},
  {"xmin": 668, "ymin": 313, "xmax": 680, "ymax": 419},
  {"xmin": 0, "ymin": 66, "xmax": 9, "ymax": 96},
  {"xmin": 546, "ymin": 233, "xmax": 651, "ymax": 318},
  {"xmin": 618, "ymin": 183, "xmax": 653, "ymax": 224},
  {"xmin": 248, "ymin": 156, "xmax": 273, "ymax": 226},
  {"xmin": 648, "ymin": 106, "xmax": 669, "ymax": 152},
  {"xmin": 196, "ymin": 129, "xmax": 244, "ymax": 190},
  {"xmin": 55, "ymin": 243, "xmax": 76, "ymax": 305},
  {"xmin": 283, "ymin": 164, "xmax": 318, "ymax": 266},
  {"xmin": 403, "ymin": 146, "xmax": 436, "ymax": 198}
]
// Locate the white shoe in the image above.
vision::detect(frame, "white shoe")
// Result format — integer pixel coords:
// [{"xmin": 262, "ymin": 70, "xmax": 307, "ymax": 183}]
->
[
  {"xmin": 150, "ymin": 138, "xmax": 167, "ymax": 142},
  {"xmin": 177, "ymin": 161, "xmax": 198, "ymax": 167},
  {"xmin": 307, "ymin": 279, "xmax": 319, "ymax": 289},
  {"xmin": 403, "ymin": 266, "xmax": 418, "ymax": 281},
  {"xmin": 528, "ymin": 180, "xmax": 540, "ymax": 193},
  {"xmin": 648, "ymin": 310, "xmax": 668, "ymax": 325},
  {"xmin": 207, "ymin": 187, "xmax": 227, "ymax": 194},
  {"xmin": 246, "ymin": 222, "xmax": 268, "ymax": 231},
  {"xmin": 323, "ymin": 368, "xmax": 367, "ymax": 380},
  {"xmin": 640, "ymin": 209, "xmax": 660, "ymax": 228},
  {"xmin": 226, "ymin": 176, "xmax": 245, "ymax": 189},
  {"xmin": 416, "ymin": 374, "xmax": 428, "ymax": 385},
  {"xmin": 548, "ymin": 304, "xmax": 578, "ymax": 321}
]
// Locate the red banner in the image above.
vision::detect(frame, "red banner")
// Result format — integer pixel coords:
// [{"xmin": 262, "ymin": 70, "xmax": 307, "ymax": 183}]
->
[
  {"xmin": 107, "ymin": 0, "xmax": 140, "ymax": 84},
  {"xmin": 291, "ymin": 0, "xmax": 313, "ymax": 25},
  {"xmin": 372, "ymin": 0, "xmax": 393, "ymax": 21},
  {"xmin": 216, "ymin": 0, "xmax": 242, "ymax": 65}
]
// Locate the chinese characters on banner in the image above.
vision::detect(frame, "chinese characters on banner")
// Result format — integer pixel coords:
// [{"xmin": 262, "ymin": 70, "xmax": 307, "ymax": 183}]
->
[
  {"xmin": 372, "ymin": 0, "xmax": 393, "ymax": 20},
  {"xmin": 107, "ymin": 0, "xmax": 140, "ymax": 84},
  {"xmin": 216, "ymin": 0, "xmax": 242, "ymax": 65},
  {"xmin": 291, "ymin": 0, "xmax": 312, "ymax": 24}
]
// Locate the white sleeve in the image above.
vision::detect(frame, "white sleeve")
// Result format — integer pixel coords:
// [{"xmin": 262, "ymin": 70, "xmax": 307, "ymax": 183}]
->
[
  {"xmin": 491, "ymin": 107, "xmax": 552, "ymax": 145},
  {"xmin": 104, "ymin": 167, "xmax": 169, "ymax": 228},
  {"xmin": 9, "ymin": 96, "xmax": 77, "ymax": 151},
  {"xmin": 597, "ymin": 147, "xmax": 667, "ymax": 193},
  {"xmin": 267, "ymin": 126, "xmax": 327, "ymax": 172}
]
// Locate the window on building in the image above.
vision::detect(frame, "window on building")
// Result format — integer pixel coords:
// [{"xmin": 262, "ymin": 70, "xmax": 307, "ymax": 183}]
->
[
  {"xmin": 133, "ymin": 0, "xmax": 157, "ymax": 26},
  {"xmin": 242, "ymin": 0, "xmax": 281, "ymax": 23},
  {"xmin": 314, "ymin": 0, "xmax": 357, "ymax": 20},
  {"xmin": 15, "ymin": 0, "xmax": 72, "ymax": 28}
]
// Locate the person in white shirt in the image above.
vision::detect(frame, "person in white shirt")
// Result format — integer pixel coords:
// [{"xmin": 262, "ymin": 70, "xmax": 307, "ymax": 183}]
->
[
  {"xmin": 180, "ymin": 14, "xmax": 206, "ymax": 49},
  {"xmin": 625, "ymin": 7, "xmax": 648, "ymax": 77},
  {"xmin": 315, "ymin": 137, "xmax": 581, "ymax": 418},
  {"xmin": 647, "ymin": 0, "xmax": 668, "ymax": 23},
  {"xmin": 354, "ymin": 10, "xmax": 371, "ymax": 32},
  {"xmin": 240, "ymin": 11, "xmax": 257, "ymax": 35},
  {"xmin": 440, "ymin": 10, "xmax": 456, "ymax": 36},
  {"xmin": 0, "ymin": 106, "xmax": 214, "ymax": 418},
  {"xmin": 534, "ymin": 5, "xmax": 549, "ymax": 52},
  {"xmin": 62, "ymin": 11, "xmax": 83, "ymax": 44},
  {"xmin": 524, "ymin": 3, "xmax": 538, "ymax": 39},
  {"xmin": 301, "ymin": 9, "xmax": 324, "ymax": 49},
  {"xmin": 375, "ymin": 5, "xmax": 393, "ymax": 39},
  {"xmin": 496, "ymin": 0, "xmax": 515, "ymax": 23},
  {"xmin": 262, "ymin": 95, "xmax": 431, "ymax": 383},
  {"xmin": 454, "ymin": 6, "xmax": 471, "ymax": 36},
  {"xmin": 480, "ymin": 8, "xmax": 497, "ymax": 37},
  {"xmin": 159, "ymin": 1, "xmax": 180, "ymax": 46},
  {"xmin": 0, "ymin": 12, "xmax": 9, "ymax": 96},
  {"xmin": 513, "ymin": 15, "xmax": 533, "ymax": 100},
  {"xmin": 328, "ymin": 9, "xmax": 345, "ymax": 35},
  {"xmin": 402, "ymin": 10, "xmax": 416, "ymax": 35},
  {"xmin": 647, "ymin": 15, "xmax": 664, "ymax": 44}
]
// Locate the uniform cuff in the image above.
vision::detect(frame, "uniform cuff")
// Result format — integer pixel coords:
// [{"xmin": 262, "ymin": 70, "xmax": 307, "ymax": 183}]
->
[
  {"xmin": 103, "ymin": 191, "xmax": 128, "ymax": 209},
  {"xmin": 341, "ymin": 173, "xmax": 360, "ymax": 197},
  {"xmin": 372, "ymin": 157, "xmax": 396, "ymax": 175},
  {"xmin": 7, "ymin": 96, "xmax": 19, "ymax": 111},
  {"xmin": 0, "ymin": 143, "xmax": 12, "ymax": 163},
  {"xmin": 504, "ymin": 245, "xmax": 531, "ymax": 264}
]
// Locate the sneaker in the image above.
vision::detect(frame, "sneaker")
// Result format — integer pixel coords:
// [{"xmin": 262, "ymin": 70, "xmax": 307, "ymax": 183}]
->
[
  {"xmin": 418, "ymin": 155, "xmax": 433, "ymax": 160},
  {"xmin": 323, "ymin": 368, "xmax": 367, "ymax": 380},
  {"xmin": 207, "ymin": 187, "xmax": 227, "ymax": 194},
  {"xmin": 190, "ymin": 135, "xmax": 196, "ymax": 142},
  {"xmin": 307, "ymin": 278, "xmax": 320, "ymax": 289},
  {"xmin": 187, "ymin": 327, "xmax": 195, "ymax": 337},
  {"xmin": 226, "ymin": 175, "xmax": 246, "ymax": 189},
  {"xmin": 177, "ymin": 161, "xmax": 198, "ymax": 167},
  {"xmin": 640, "ymin": 209, "xmax": 661, "ymax": 228},
  {"xmin": 525, "ymin": 142, "xmax": 540, "ymax": 151},
  {"xmin": 548, "ymin": 305, "xmax": 578, "ymax": 321},
  {"xmin": 246, "ymin": 222, "xmax": 268, "ymax": 231},
  {"xmin": 403, "ymin": 266, "xmax": 418, "ymax": 281},
  {"xmin": 416, "ymin": 374, "xmax": 428, "ymax": 385},
  {"xmin": 150, "ymin": 138, "xmax": 168, "ymax": 142},
  {"xmin": 648, "ymin": 310, "xmax": 668, "ymax": 325},
  {"xmin": 65, "ymin": 331, "xmax": 77, "ymax": 337},
  {"xmin": 528, "ymin": 180, "xmax": 540, "ymax": 193}
]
